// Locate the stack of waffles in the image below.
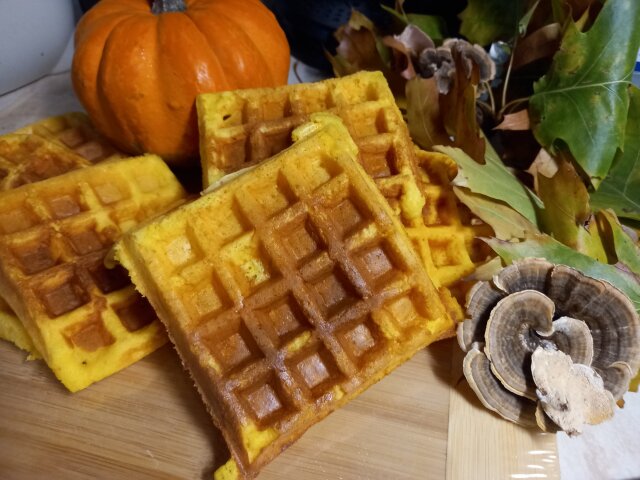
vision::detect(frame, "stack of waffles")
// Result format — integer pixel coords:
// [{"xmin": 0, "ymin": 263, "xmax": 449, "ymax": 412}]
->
[
  {"xmin": 116, "ymin": 114, "xmax": 455, "ymax": 479},
  {"xmin": 196, "ymin": 71, "xmax": 491, "ymax": 321},
  {"xmin": 0, "ymin": 114, "xmax": 187, "ymax": 391},
  {"xmin": 0, "ymin": 112, "xmax": 120, "ymax": 358},
  {"xmin": 0, "ymin": 72, "xmax": 491, "ymax": 478}
]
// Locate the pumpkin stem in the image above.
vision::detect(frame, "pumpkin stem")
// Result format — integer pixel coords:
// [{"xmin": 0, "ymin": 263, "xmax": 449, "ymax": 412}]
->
[{"xmin": 151, "ymin": 0, "xmax": 186, "ymax": 14}]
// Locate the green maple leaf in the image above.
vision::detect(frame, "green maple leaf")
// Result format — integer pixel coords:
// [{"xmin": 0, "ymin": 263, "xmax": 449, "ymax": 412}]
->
[
  {"xmin": 486, "ymin": 234, "xmax": 640, "ymax": 313},
  {"xmin": 590, "ymin": 87, "xmax": 640, "ymax": 221},
  {"xmin": 436, "ymin": 145, "xmax": 543, "ymax": 226},
  {"xmin": 459, "ymin": 0, "xmax": 526, "ymax": 45},
  {"xmin": 529, "ymin": 0, "xmax": 640, "ymax": 185}
]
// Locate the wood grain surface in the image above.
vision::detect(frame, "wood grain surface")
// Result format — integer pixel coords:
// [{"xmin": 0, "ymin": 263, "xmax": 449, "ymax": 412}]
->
[
  {"xmin": 446, "ymin": 347, "xmax": 560, "ymax": 480},
  {"xmin": 0, "ymin": 71, "xmax": 562, "ymax": 480},
  {"xmin": 0, "ymin": 339, "xmax": 453, "ymax": 479}
]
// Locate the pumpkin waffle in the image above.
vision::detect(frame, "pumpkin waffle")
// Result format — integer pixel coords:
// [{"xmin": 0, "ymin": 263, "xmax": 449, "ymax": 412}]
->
[
  {"xmin": 0, "ymin": 133, "xmax": 94, "ymax": 191},
  {"xmin": 116, "ymin": 115, "xmax": 453, "ymax": 479},
  {"xmin": 197, "ymin": 71, "xmax": 468, "ymax": 321},
  {"xmin": 0, "ymin": 115, "xmax": 123, "ymax": 358},
  {"xmin": 412, "ymin": 148, "xmax": 494, "ymax": 289},
  {"xmin": 13, "ymin": 112, "xmax": 122, "ymax": 164},
  {"xmin": 0, "ymin": 155, "xmax": 186, "ymax": 392}
]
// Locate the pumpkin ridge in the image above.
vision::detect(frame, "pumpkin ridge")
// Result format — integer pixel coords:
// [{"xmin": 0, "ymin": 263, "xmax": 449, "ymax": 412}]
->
[
  {"xmin": 192, "ymin": 6, "xmax": 275, "ymax": 87},
  {"xmin": 154, "ymin": 12, "xmax": 226, "ymax": 157},
  {"xmin": 72, "ymin": 0, "xmax": 289, "ymax": 163},
  {"xmin": 75, "ymin": 11, "xmax": 142, "ymax": 151},
  {"xmin": 183, "ymin": 8, "xmax": 246, "ymax": 88},
  {"xmin": 99, "ymin": 15, "xmax": 161, "ymax": 153},
  {"xmin": 211, "ymin": 0, "xmax": 289, "ymax": 85},
  {"xmin": 178, "ymin": 7, "xmax": 230, "ymax": 86}
]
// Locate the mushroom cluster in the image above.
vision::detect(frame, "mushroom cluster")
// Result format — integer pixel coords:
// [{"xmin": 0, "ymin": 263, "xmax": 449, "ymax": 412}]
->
[
  {"xmin": 458, "ymin": 258, "xmax": 640, "ymax": 435},
  {"xmin": 384, "ymin": 25, "xmax": 495, "ymax": 93}
]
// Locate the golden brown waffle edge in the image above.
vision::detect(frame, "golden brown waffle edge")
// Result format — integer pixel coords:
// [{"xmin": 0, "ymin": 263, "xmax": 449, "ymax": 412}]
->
[{"xmin": 13, "ymin": 112, "xmax": 124, "ymax": 163}]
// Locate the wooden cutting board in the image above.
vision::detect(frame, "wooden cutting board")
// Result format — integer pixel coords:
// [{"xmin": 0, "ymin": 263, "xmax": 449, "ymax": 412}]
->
[
  {"xmin": 0, "ymin": 337, "xmax": 559, "ymax": 479},
  {"xmin": 0, "ymin": 72, "xmax": 559, "ymax": 480}
]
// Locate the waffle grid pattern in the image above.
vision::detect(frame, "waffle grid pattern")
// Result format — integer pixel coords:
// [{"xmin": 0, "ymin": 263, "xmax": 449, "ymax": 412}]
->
[
  {"xmin": 197, "ymin": 72, "xmax": 477, "ymax": 321},
  {"xmin": 1, "ymin": 113, "xmax": 122, "ymax": 192},
  {"xmin": 120, "ymin": 124, "xmax": 451, "ymax": 475},
  {"xmin": 170, "ymin": 154, "xmax": 442, "ymax": 416},
  {"xmin": 198, "ymin": 71, "xmax": 419, "ymax": 190},
  {"xmin": 0, "ymin": 156, "xmax": 184, "ymax": 390},
  {"xmin": 14, "ymin": 112, "xmax": 122, "ymax": 164},
  {"xmin": 0, "ymin": 134, "xmax": 92, "ymax": 191},
  {"xmin": 0, "ymin": 113, "xmax": 124, "ymax": 357}
]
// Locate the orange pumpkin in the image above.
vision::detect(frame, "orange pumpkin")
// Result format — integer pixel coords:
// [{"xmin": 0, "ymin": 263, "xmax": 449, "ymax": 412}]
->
[{"xmin": 72, "ymin": 0, "xmax": 290, "ymax": 165}]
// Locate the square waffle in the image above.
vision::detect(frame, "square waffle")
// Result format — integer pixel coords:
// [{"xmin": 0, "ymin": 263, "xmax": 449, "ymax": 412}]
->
[
  {"xmin": 0, "ymin": 155, "xmax": 187, "ymax": 391},
  {"xmin": 197, "ymin": 71, "xmax": 467, "ymax": 322},
  {"xmin": 13, "ymin": 112, "xmax": 123, "ymax": 164},
  {"xmin": 116, "ymin": 115, "xmax": 453, "ymax": 479}
]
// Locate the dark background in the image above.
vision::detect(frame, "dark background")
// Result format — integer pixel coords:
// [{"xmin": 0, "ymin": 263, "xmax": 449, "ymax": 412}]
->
[
  {"xmin": 263, "ymin": 0, "xmax": 467, "ymax": 70},
  {"xmin": 80, "ymin": 0, "xmax": 468, "ymax": 71}
]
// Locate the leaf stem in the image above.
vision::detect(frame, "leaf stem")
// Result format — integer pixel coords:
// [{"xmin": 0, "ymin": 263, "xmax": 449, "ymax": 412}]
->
[
  {"xmin": 501, "ymin": 35, "xmax": 518, "ymax": 112},
  {"xmin": 483, "ymin": 81, "xmax": 496, "ymax": 116},
  {"xmin": 293, "ymin": 61, "xmax": 303, "ymax": 84}
]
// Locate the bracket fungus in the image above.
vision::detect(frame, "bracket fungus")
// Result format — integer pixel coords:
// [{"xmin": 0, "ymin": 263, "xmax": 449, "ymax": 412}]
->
[{"xmin": 458, "ymin": 258, "xmax": 640, "ymax": 434}]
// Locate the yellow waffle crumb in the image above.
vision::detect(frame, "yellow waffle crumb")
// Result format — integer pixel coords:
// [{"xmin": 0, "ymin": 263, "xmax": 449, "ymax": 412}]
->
[{"xmin": 214, "ymin": 459, "xmax": 239, "ymax": 480}]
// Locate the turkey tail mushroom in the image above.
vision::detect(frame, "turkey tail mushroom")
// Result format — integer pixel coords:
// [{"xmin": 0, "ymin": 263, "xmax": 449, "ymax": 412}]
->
[
  {"xmin": 458, "ymin": 258, "xmax": 640, "ymax": 434},
  {"xmin": 463, "ymin": 345, "xmax": 538, "ymax": 427},
  {"xmin": 547, "ymin": 265, "xmax": 640, "ymax": 400}
]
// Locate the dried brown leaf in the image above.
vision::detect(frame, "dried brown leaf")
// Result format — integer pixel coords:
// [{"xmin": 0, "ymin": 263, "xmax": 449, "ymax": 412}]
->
[
  {"xmin": 494, "ymin": 110, "xmax": 531, "ymax": 131},
  {"xmin": 513, "ymin": 23, "xmax": 562, "ymax": 70},
  {"xmin": 331, "ymin": 11, "xmax": 388, "ymax": 75},
  {"xmin": 439, "ymin": 46, "xmax": 485, "ymax": 163},
  {"xmin": 536, "ymin": 158, "xmax": 607, "ymax": 261},
  {"xmin": 382, "ymin": 26, "xmax": 434, "ymax": 80},
  {"xmin": 406, "ymin": 77, "xmax": 451, "ymax": 149},
  {"xmin": 527, "ymin": 148, "xmax": 559, "ymax": 192}
]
